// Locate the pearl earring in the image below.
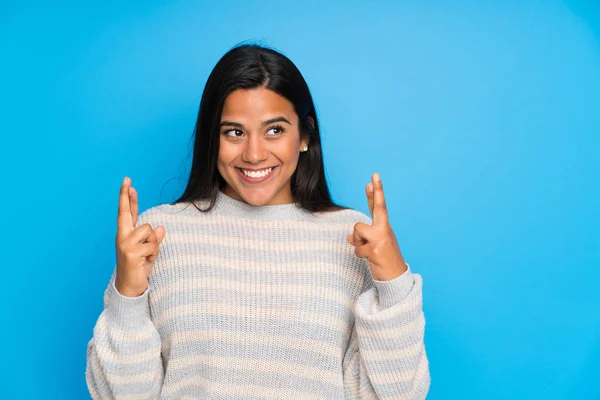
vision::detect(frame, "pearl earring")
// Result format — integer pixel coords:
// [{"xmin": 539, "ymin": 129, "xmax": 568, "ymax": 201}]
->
[{"xmin": 301, "ymin": 146, "xmax": 308, "ymax": 152}]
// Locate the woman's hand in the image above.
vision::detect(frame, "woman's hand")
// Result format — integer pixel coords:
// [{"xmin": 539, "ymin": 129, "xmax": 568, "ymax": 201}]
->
[
  {"xmin": 347, "ymin": 173, "xmax": 408, "ymax": 281},
  {"xmin": 115, "ymin": 177, "xmax": 166, "ymax": 297}
]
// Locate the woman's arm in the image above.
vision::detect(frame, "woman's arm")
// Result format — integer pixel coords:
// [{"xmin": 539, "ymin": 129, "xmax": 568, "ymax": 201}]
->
[
  {"xmin": 86, "ymin": 271, "xmax": 164, "ymax": 399},
  {"xmin": 86, "ymin": 181, "xmax": 166, "ymax": 399},
  {"xmin": 342, "ymin": 265, "xmax": 430, "ymax": 399}
]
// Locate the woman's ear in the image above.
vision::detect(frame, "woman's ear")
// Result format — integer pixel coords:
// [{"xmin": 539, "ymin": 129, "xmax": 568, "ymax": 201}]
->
[
  {"xmin": 307, "ymin": 116, "xmax": 315, "ymax": 131},
  {"xmin": 300, "ymin": 116, "xmax": 314, "ymax": 150},
  {"xmin": 300, "ymin": 138, "xmax": 310, "ymax": 150}
]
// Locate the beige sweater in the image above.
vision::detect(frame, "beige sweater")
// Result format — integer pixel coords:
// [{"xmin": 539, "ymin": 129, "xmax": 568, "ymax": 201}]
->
[{"xmin": 86, "ymin": 191, "xmax": 430, "ymax": 399}]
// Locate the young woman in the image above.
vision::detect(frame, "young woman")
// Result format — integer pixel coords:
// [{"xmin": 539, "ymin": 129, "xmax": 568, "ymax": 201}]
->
[{"xmin": 86, "ymin": 43, "xmax": 430, "ymax": 399}]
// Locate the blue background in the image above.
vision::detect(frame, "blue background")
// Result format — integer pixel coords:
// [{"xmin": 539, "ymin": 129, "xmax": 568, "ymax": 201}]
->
[{"xmin": 1, "ymin": 0, "xmax": 598, "ymax": 398}]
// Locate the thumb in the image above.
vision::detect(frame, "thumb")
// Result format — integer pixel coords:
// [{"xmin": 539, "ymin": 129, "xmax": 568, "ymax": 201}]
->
[
  {"xmin": 155, "ymin": 225, "xmax": 166, "ymax": 244},
  {"xmin": 354, "ymin": 232, "xmax": 365, "ymax": 247},
  {"xmin": 347, "ymin": 234, "xmax": 355, "ymax": 246}
]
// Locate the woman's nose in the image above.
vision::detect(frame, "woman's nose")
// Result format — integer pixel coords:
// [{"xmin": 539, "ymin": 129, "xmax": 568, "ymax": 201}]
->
[{"xmin": 242, "ymin": 136, "xmax": 268, "ymax": 163}]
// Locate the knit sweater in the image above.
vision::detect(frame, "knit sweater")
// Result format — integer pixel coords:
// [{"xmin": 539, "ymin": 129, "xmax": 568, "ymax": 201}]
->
[{"xmin": 86, "ymin": 190, "xmax": 430, "ymax": 399}]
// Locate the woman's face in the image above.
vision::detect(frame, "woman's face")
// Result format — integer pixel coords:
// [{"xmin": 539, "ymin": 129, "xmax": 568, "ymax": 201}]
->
[{"xmin": 217, "ymin": 87, "xmax": 310, "ymax": 206}]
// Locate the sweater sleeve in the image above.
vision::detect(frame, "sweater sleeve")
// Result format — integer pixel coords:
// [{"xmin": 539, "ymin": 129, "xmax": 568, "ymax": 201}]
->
[
  {"xmin": 85, "ymin": 213, "xmax": 164, "ymax": 399},
  {"xmin": 342, "ymin": 263, "xmax": 431, "ymax": 399}
]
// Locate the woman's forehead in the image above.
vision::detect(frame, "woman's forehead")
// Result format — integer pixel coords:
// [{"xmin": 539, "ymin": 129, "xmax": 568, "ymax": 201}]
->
[{"xmin": 221, "ymin": 88, "xmax": 296, "ymax": 123}]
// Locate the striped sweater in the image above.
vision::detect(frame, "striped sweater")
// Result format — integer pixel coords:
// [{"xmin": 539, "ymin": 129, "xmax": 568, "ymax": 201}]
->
[{"xmin": 86, "ymin": 190, "xmax": 430, "ymax": 399}]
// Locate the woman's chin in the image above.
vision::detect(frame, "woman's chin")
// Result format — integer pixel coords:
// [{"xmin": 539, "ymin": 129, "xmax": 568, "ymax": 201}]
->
[
  {"xmin": 224, "ymin": 180, "xmax": 291, "ymax": 206},
  {"xmin": 236, "ymin": 189, "xmax": 275, "ymax": 206}
]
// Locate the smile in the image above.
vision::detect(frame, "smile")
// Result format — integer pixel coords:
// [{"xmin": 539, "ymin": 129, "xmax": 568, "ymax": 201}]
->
[{"xmin": 237, "ymin": 166, "xmax": 277, "ymax": 183}]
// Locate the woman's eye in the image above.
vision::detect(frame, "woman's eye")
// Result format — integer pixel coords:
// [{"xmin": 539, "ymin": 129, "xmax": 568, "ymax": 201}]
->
[
  {"xmin": 267, "ymin": 126, "xmax": 284, "ymax": 135},
  {"xmin": 225, "ymin": 129, "xmax": 243, "ymax": 137}
]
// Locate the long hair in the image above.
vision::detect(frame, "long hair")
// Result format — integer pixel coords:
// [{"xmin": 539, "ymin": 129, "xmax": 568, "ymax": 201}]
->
[{"xmin": 173, "ymin": 43, "xmax": 347, "ymax": 213}]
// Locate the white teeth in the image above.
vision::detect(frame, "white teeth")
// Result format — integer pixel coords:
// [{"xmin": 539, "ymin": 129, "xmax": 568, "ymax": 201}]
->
[{"xmin": 242, "ymin": 167, "xmax": 273, "ymax": 178}]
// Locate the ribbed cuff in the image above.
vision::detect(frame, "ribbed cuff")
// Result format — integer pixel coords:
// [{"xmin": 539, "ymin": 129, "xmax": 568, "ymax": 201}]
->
[
  {"xmin": 106, "ymin": 280, "xmax": 151, "ymax": 330},
  {"xmin": 372, "ymin": 263, "xmax": 415, "ymax": 309}
]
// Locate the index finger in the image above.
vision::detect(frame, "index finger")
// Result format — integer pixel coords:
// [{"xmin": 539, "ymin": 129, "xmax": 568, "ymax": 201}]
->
[
  {"xmin": 372, "ymin": 172, "xmax": 388, "ymax": 226},
  {"xmin": 117, "ymin": 177, "xmax": 133, "ymax": 232},
  {"xmin": 129, "ymin": 186, "xmax": 139, "ymax": 227}
]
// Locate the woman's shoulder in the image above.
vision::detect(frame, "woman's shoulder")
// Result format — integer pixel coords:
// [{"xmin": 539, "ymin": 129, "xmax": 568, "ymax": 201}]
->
[
  {"xmin": 136, "ymin": 200, "xmax": 211, "ymax": 228},
  {"xmin": 136, "ymin": 201, "xmax": 372, "ymax": 228},
  {"xmin": 312, "ymin": 206, "xmax": 372, "ymax": 226}
]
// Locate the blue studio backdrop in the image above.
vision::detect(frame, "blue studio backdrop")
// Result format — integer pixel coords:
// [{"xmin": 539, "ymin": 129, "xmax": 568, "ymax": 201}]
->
[{"xmin": 1, "ymin": 1, "xmax": 598, "ymax": 399}]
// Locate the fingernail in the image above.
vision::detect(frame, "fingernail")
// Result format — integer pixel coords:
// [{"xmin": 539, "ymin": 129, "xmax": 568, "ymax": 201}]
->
[
  {"xmin": 122, "ymin": 177, "xmax": 127, "ymax": 185},
  {"xmin": 368, "ymin": 183, "xmax": 374, "ymax": 192},
  {"xmin": 374, "ymin": 173, "xmax": 381, "ymax": 182}
]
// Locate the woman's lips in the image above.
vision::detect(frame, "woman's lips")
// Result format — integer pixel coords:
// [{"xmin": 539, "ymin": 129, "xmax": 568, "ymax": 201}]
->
[{"xmin": 237, "ymin": 166, "xmax": 277, "ymax": 183}]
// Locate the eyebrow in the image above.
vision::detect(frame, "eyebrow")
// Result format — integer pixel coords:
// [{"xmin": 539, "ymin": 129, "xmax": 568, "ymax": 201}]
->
[{"xmin": 220, "ymin": 117, "xmax": 292, "ymax": 128}]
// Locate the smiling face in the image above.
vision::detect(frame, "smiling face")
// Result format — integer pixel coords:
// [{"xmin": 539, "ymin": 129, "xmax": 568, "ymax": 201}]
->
[{"xmin": 217, "ymin": 87, "xmax": 310, "ymax": 206}]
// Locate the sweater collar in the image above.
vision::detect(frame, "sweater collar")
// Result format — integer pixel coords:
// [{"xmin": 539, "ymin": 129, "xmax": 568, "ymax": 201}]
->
[{"xmin": 213, "ymin": 190, "xmax": 313, "ymax": 221}]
